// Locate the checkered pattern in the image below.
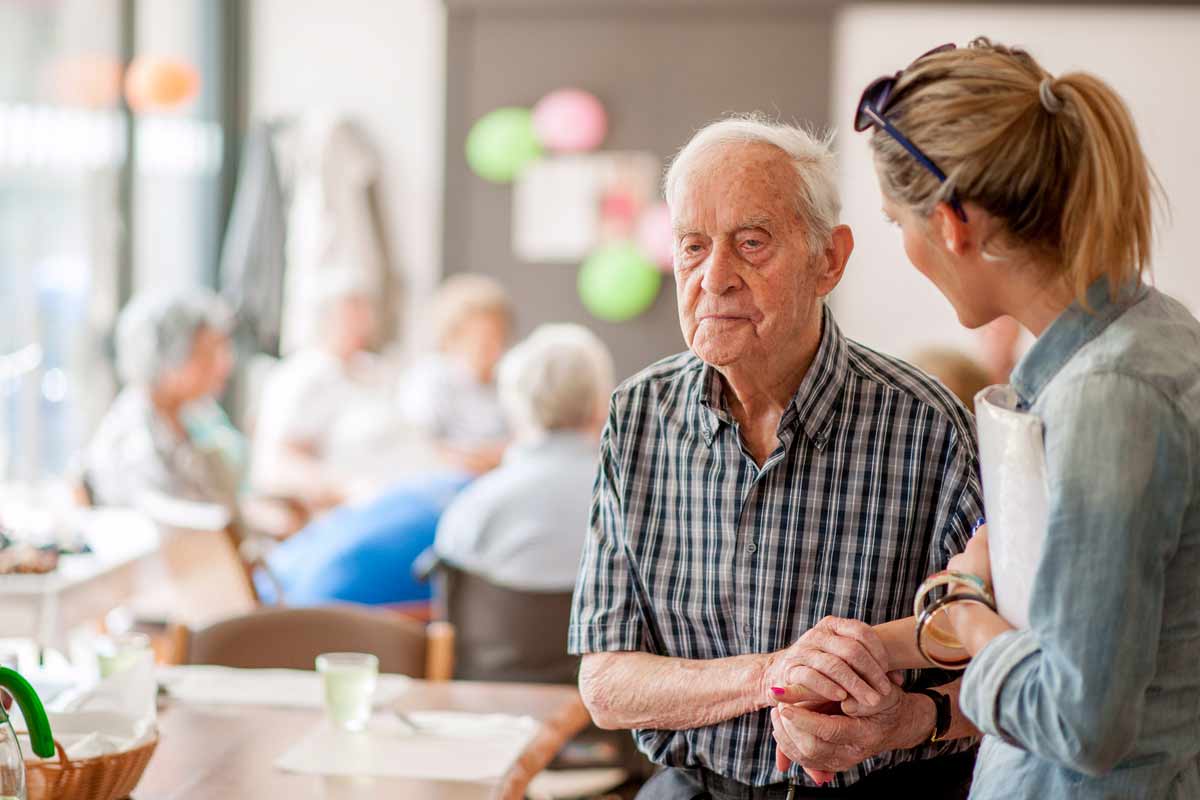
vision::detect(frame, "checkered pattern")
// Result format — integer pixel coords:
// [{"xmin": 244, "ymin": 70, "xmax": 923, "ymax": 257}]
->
[{"xmin": 569, "ymin": 306, "xmax": 983, "ymax": 788}]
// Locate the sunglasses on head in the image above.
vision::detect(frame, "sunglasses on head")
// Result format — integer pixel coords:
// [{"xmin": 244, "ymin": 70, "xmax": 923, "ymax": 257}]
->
[{"xmin": 855, "ymin": 43, "xmax": 967, "ymax": 222}]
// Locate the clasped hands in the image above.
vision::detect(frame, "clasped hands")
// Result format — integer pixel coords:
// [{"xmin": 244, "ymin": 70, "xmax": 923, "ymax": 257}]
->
[{"xmin": 761, "ymin": 616, "xmax": 911, "ymax": 786}]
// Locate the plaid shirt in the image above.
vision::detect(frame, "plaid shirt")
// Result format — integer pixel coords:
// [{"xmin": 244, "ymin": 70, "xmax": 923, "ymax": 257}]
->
[{"xmin": 568, "ymin": 306, "xmax": 983, "ymax": 788}]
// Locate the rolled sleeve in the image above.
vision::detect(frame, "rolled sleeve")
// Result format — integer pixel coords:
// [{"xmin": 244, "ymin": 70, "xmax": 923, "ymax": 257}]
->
[
  {"xmin": 568, "ymin": 412, "xmax": 644, "ymax": 655},
  {"xmin": 960, "ymin": 628, "xmax": 1040, "ymax": 740}
]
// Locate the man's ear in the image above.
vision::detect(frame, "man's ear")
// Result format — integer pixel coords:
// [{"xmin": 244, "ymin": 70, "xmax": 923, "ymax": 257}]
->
[
  {"xmin": 815, "ymin": 225, "xmax": 854, "ymax": 298},
  {"xmin": 931, "ymin": 202, "xmax": 971, "ymax": 256}
]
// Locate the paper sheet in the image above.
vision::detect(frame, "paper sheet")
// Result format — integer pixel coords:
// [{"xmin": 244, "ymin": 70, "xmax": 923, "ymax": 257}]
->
[
  {"xmin": 157, "ymin": 665, "xmax": 411, "ymax": 709},
  {"xmin": 273, "ymin": 711, "xmax": 538, "ymax": 781},
  {"xmin": 974, "ymin": 384, "xmax": 1050, "ymax": 628}
]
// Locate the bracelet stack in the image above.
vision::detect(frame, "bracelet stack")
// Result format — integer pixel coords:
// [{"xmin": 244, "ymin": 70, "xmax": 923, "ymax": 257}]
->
[{"xmin": 912, "ymin": 570, "xmax": 997, "ymax": 670}]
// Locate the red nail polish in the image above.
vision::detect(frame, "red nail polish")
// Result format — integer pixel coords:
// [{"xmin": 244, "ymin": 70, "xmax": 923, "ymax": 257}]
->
[{"xmin": 771, "ymin": 686, "xmax": 786, "ymax": 696}]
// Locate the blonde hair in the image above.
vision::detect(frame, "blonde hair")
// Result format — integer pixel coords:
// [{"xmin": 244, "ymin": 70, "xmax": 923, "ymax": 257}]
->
[
  {"xmin": 497, "ymin": 324, "xmax": 614, "ymax": 433},
  {"xmin": 664, "ymin": 114, "xmax": 841, "ymax": 253},
  {"xmin": 869, "ymin": 38, "xmax": 1160, "ymax": 304},
  {"xmin": 431, "ymin": 274, "xmax": 514, "ymax": 351}
]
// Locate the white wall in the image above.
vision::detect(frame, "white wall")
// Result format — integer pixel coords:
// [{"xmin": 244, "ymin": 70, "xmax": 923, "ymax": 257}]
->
[
  {"xmin": 245, "ymin": 0, "xmax": 446, "ymax": 353},
  {"xmin": 831, "ymin": 4, "xmax": 1200, "ymax": 359}
]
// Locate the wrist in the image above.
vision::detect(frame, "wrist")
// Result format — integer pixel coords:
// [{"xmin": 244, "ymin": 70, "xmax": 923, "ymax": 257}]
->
[
  {"xmin": 755, "ymin": 651, "xmax": 779, "ymax": 710},
  {"xmin": 893, "ymin": 692, "xmax": 938, "ymax": 751}
]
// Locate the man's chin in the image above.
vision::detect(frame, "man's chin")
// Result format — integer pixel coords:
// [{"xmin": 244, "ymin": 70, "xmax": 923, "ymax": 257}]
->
[{"xmin": 691, "ymin": 343, "xmax": 747, "ymax": 368}]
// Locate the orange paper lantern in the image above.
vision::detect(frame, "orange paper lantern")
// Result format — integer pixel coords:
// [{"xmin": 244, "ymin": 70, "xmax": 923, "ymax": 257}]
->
[{"xmin": 124, "ymin": 57, "xmax": 200, "ymax": 112}]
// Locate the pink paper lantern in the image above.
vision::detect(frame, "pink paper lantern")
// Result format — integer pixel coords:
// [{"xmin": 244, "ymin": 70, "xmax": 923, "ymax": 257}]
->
[
  {"xmin": 637, "ymin": 202, "xmax": 674, "ymax": 271},
  {"xmin": 532, "ymin": 88, "xmax": 607, "ymax": 153}
]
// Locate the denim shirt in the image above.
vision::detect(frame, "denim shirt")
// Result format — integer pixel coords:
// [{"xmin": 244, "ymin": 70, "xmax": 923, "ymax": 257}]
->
[{"xmin": 960, "ymin": 279, "xmax": 1200, "ymax": 799}]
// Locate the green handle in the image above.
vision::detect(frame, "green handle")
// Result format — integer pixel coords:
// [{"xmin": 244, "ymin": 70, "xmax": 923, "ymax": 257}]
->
[{"xmin": 0, "ymin": 667, "xmax": 54, "ymax": 759}]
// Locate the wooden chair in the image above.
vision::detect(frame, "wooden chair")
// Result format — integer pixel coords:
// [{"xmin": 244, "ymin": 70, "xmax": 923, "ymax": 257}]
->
[
  {"xmin": 171, "ymin": 605, "xmax": 455, "ymax": 680},
  {"xmin": 432, "ymin": 564, "xmax": 578, "ymax": 684}
]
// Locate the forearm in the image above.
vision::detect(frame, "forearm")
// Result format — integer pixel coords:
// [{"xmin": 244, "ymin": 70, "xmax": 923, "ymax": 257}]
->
[
  {"xmin": 873, "ymin": 617, "xmax": 969, "ymax": 672},
  {"xmin": 579, "ymin": 650, "xmax": 770, "ymax": 731}
]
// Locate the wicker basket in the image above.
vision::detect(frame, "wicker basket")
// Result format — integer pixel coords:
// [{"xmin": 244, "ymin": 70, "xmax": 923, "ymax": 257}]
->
[{"xmin": 25, "ymin": 734, "xmax": 158, "ymax": 800}]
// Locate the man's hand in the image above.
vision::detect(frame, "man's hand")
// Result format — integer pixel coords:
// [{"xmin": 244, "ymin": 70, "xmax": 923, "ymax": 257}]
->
[
  {"xmin": 761, "ymin": 616, "xmax": 895, "ymax": 711},
  {"xmin": 770, "ymin": 690, "xmax": 934, "ymax": 774}
]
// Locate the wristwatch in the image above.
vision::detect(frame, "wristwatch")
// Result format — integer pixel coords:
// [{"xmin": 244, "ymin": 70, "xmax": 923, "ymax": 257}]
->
[{"xmin": 911, "ymin": 688, "xmax": 951, "ymax": 743}]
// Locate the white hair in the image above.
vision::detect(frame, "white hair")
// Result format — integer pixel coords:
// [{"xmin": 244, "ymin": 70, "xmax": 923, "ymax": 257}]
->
[
  {"xmin": 116, "ymin": 287, "xmax": 231, "ymax": 386},
  {"xmin": 497, "ymin": 324, "xmax": 614, "ymax": 434},
  {"xmin": 663, "ymin": 115, "xmax": 841, "ymax": 252}
]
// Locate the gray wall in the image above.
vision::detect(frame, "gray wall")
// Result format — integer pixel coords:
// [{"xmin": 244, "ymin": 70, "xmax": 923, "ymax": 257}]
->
[{"xmin": 443, "ymin": 1, "xmax": 834, "ymax": 379}]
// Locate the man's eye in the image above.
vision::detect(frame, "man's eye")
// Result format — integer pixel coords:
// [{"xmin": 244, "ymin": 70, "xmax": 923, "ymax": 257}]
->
[
  {"xmin": 742, "ymin": 239, "xmax": 763, "ymax": 249},
  {"xmin": 684, "ymin": 243, "xmax": 704, "ymax": 254}
]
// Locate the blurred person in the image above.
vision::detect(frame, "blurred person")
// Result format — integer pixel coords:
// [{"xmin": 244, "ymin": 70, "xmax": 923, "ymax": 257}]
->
[
  {"xmin": 910, "ymin": 347, "xmax": 992, "ymax": 408},
  {"xmin": 848, "ymin": 38, "xmax": 1200, "ymax": 799},
  {"xmin": 570, "ymin": 117, "xmax": 984, "ymax": 799},
  {"xmin": 82, "ymin": 288, "xmax": 240, "ymax": 519},
  {"xmin": 399, "ymin": 274, "xmax": 513, "ymax": 474},
  {"xmin": 250, "ymin": 272, "xmax": 387, "ymax": 509},
  {"xmin": 433, "ymin": 323, "xmax": 613, "ymax": 590},
  {"xmin": 255, "ymin": 471, "xmax": 470, "ymax": 607}
]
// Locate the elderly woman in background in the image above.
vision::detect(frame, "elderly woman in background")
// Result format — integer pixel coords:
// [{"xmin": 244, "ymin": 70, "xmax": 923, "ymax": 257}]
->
[
  {"xmin": 250, "ymin": 274, "xmax": 387, "ymax": 509},
  {"xmin": 433, "ymin": 323, "xmax": 612, "ymax": 590},
  {"xmin": 399, "ymin": 274, "xmax": 513, "ymax": 475},
  {"xmin": 82, "ymin": 288, "xmax": 241, "ymax": 523}
]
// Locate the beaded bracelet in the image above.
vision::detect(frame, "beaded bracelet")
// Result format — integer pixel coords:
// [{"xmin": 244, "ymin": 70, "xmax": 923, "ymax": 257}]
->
[{"xmin": 915, "ymin": 591, "xmax": 996, "ymax": 670}]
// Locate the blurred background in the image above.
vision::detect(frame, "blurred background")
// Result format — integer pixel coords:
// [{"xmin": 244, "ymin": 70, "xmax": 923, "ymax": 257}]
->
[
  {"xmin": 0, "ymin": 4, "xmax": 1196, "ymax": 795},
  {"xmin": 1, "ymin": 0, "xmax": 1198, "ymax": 483}
]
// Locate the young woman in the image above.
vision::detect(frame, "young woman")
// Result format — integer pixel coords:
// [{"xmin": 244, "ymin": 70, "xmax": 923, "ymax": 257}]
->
[{"xmin": 854, "ymin": 38, "xmax": 1200, "ymax": 799}]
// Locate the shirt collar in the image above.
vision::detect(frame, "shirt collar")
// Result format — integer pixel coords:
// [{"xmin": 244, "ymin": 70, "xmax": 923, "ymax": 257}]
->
[
  {"xmin": 696, "ymin": 304, "xmax": 848, "ymax": 450},
  {"xmin": 1010, "ymin": 276, "xmax": 1147, "ymax": 407}
]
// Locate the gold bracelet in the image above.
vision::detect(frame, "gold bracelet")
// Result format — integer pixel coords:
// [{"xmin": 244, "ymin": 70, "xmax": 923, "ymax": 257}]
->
[
  {"xmin": 912, "ymin": 570, "xmax": 995, "ymax": 620},
  {"xmin": 915, "ymin": 591, "xmax": 996, "ymax": 670}
]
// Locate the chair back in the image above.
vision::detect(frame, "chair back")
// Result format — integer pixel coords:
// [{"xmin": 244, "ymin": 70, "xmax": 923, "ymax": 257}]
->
[
  {"xmin": 436, "ymin": 565, "xmax": 578, "ymax": 684},
  {"xmin": 181, "ymin": 605, "xmax": 453, "ymax": 678}
]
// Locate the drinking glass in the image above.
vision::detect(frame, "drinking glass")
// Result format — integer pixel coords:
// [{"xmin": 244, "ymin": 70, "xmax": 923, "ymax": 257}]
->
[{"xmin": 315, "ymin": 653, "xmax": 378, "ymax": 731}]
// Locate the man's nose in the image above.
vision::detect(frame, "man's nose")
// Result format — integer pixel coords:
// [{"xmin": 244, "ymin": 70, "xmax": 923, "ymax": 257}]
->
[{"xmin": 700, "ymin": 242, "xmax": 742, "ymax": 295}]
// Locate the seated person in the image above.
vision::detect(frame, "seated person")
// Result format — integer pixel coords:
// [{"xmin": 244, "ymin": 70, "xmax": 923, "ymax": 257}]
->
[
  {"xmin": 255, "ymin": 472, "xmax": 471, "ymax": 606},
  {"xmin": 82, "ymin": 288, "xmax": 241, "ymax": 527},
  {"xmin": 398, "ymin": 274, "xmax": 513, "ymax": 474},
  {"xmin": 433, "ymin": 323, "xmax": 613, "ymax": 590},
  {"xmin": 250, "ymin": 273, "xmax": 389, "ymax": 510}
]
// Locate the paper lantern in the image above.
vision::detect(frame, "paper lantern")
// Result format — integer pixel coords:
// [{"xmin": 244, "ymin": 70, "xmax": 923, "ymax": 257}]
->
[
  {"xmin": 465, "ymin": 107, "xmax": 543, "ymax": 183},
  {"xmin": 636, "ymin": 202, "xmax": 674, "ymax": 271},
  {"xmin": 578, "ymin": 243, "xmax": 662, "ymax": 322},
  {"xmin": 532, "ymin": 89, "xmax": 607, "ymax": 153},
  {"xmin": 124, "ymin": 56, "xmax": 200, "ymax": 112}
]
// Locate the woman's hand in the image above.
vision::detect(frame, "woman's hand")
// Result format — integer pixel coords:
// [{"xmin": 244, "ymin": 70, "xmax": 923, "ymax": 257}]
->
[{"xmin": 946, "ymin": 524, "xmax": 991, "ymax": 587}]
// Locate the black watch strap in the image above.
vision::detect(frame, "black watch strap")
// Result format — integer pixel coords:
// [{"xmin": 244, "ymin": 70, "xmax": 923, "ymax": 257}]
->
[{"xmin": 911, "ymin": 688, "xmax": 951, "ymax": 742}]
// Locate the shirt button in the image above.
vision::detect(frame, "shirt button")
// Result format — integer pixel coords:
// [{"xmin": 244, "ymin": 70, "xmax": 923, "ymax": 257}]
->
[
  {"xmin": 742, "ymin": 624, "xmax": 752, "ymax": 636},
  {"xmin": 746, "ymin": 542, "xmax": 758, "ymax": 554}
]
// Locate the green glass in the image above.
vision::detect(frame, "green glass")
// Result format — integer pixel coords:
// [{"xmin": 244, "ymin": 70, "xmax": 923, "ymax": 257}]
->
[
  {"xmin": 96, "ymin": 633, "xmax": 151, "ymax": 679},
  {"xmin": 0, "ymin": 667, "xmax": 55, "ymax": 800},
  {"xmin": 315, "ymin": 653, "xmax": 377, "ymax": 732}
]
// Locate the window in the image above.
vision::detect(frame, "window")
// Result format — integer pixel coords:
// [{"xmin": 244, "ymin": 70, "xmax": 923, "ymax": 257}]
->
[{"xmin": 0, "ymin": 0, "xmax": 230, "ymax": 482}]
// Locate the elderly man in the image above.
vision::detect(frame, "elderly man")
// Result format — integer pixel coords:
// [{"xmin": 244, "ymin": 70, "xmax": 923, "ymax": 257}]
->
[{"xmin": 569, "ymin": 117, "xmax": 983, "ymax": 799}]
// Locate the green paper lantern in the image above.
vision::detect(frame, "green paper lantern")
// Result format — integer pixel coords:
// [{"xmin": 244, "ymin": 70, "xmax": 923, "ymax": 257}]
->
[
  {"xmin": 578, "ymin": 243, "xmax": 662, "ymax": 322},
  {"xmin": 465, "ymin": 107, "xmax": 542, "ymax": 183}
]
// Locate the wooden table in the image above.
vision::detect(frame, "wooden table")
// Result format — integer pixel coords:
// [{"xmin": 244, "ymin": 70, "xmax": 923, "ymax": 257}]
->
[
  {"xmin": 137, "ymin": 679, "xmax": 593, "ymax": 800},
  {"xmin": 0, "ymin": 508, "xmax": 159, "ymax": 649}
]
